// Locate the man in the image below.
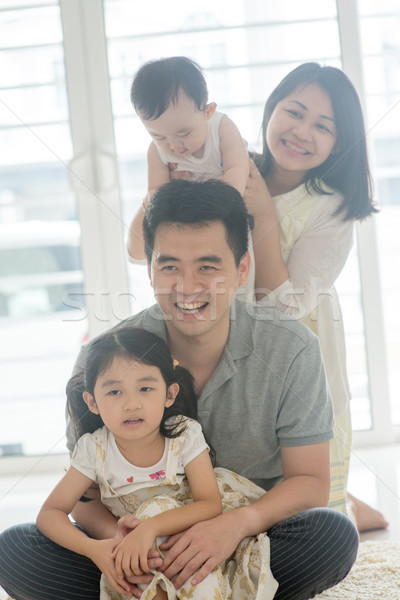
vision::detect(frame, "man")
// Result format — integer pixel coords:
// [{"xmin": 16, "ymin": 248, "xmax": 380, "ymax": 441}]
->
[{"xmin": 0, "ymin": 179, "xmax": 358, "ymax": 600}]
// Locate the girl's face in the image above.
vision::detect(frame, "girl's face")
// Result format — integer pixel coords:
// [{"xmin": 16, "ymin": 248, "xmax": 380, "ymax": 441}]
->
[
  {"xmin": 266, "ymin": 82, "xmax": 337, "ymax": 183},
  {"xmin": 83, "ymin": 356, "xmax": 178, "ymax": 446}
]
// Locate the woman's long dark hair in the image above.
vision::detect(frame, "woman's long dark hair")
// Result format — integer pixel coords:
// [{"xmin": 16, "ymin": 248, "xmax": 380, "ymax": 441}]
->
[
  {"xmin": 254, "ymin": 62, "xmax": 376, "ymax": 221},
  {"xmin": 67, "ymin": 328, "xmax": 198, "ymax": 443}
]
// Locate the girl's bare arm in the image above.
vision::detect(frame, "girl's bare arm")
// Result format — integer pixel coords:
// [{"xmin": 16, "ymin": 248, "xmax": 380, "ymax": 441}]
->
[
  {"xmin": 37, "ymin": 466, "xmax": 131, "ymax": 594},
  {"xmin": 114, "ymin": 449, "xmax": 222, "ymax": 577}
]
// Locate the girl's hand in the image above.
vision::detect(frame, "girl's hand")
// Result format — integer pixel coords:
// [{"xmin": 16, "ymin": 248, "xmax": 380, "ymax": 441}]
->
[
  {"xmin": 113, "ymin": 521, "xmax": 157, "ymax": 578},
  {"xmin": 168, "ymin": 162, "xmax": 192, "ymax": 180},
  {"xmin": 123, "ymin": 552, "xmax": 163, "ymax": 599},
  {"xmin": 87, "ymin": 538, "xmax": 132, "ymax": 595},
  {"xmin": 244, "ymin": 158, "xmax": 275, "ymax": 219}
]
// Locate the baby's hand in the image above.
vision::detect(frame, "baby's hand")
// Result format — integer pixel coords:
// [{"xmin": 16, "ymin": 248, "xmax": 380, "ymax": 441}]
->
[
  {"xmin": 168, "ymin": 163, "xmax": 192, "ymax": 180},
  {"xmin": 113, "ymin": 521, "xmax": 157, "ymax": 579}
]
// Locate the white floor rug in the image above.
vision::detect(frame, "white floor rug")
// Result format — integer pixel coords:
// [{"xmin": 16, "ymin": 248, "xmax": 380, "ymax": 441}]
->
[
  {"xmin": 314, "ymin": 541, "xmax": 400, "ymax": 599},
  {"xmin": 0, "ymin": 541, "xmax": 399, "ymax": 600}
]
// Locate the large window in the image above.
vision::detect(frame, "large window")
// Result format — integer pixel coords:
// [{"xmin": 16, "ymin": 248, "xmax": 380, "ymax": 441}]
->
[
  {"xmin": 0, "ymin": 1, "xmax": 86, "ymax": 455},
  {"xmin": 0, "ymin": 0, "xmax": 398, "ymax": 458}
]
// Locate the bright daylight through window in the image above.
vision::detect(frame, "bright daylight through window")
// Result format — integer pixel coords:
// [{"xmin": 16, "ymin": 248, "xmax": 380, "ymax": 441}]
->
[{"xmin": 0, "ymin": 0, "xmax": 399, "ymax": 458}]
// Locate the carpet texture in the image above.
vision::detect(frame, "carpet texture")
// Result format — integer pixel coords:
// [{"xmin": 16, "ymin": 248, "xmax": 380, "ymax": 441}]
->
[
  {"xmin": 314, "ymin": 541, "xmax": 400, "ymax": 599},
  {"xmin": 0, "ymin": 541, "xmax": 399, "ymax": 600}
]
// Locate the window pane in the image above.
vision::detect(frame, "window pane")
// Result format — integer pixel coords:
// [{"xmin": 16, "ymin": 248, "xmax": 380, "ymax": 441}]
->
[
  {"xmin": 0, "ymin": 0, "xmax": 55, "ymax": 7},
  {"xmin": 0, "ymin": 4, "xmax": 87, "ymax": 457},
  {"xmin": 359, "ymin": 0, "xmax": 400, "ymax": 16},
  {"xmin": 0, "ymin": 6, "xmax": 62, "ymax": 48},
  {"xmin": 0, "ymin": 85, "xmax": 69, "ymax": 126},
  {"xmin": 0, "ymin": 125, "xmax": 73, "ymax": 165},
  {"xmin": 336, "ymin": 245, "xmax": 372, "ymax": 431},
  {"xmin": 0, "ymin": 46, "xmax": 65, "ymax": 88},
  {"xmin": 359, "ymin": 0, "xmax": 400, "ymax": 425},
  {"xmin": 105, "ymin": 0, "xmax": 337, "ymax": 37}
]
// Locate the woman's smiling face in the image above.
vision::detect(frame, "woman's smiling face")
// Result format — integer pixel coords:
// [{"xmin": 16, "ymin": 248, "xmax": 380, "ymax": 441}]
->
[{"xmin": 266, "ymin": 82, "xmax": 337, "ymax": 182}]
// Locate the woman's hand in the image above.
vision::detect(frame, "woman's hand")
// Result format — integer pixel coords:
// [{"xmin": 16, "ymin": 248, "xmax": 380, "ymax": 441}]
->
[{"xmin": 244, "ymin": 158, "xmax": 275, "ymax": 219}]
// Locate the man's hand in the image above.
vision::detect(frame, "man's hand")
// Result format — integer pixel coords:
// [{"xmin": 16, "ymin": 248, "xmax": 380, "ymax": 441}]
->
[{"xmin": 159, "ymin": 511, "xmax": 244, "ymax": 589}]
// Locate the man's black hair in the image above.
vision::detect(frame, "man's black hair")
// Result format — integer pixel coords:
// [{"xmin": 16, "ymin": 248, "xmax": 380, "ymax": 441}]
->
[{"xmin": 143, "ymin": 179, "xmax": 250, "ymax": 266}]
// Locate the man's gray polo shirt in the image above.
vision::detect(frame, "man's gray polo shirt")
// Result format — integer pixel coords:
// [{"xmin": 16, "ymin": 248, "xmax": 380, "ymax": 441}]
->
[{"xmin": 68, "ymin": 300, "xmax": 333, "ymax": 491}]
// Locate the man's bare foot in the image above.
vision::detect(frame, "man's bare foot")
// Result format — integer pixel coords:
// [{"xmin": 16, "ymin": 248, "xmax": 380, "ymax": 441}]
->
[{"xmin": 346, "ymin": 492, "xmax": 389, "ymax": 532}]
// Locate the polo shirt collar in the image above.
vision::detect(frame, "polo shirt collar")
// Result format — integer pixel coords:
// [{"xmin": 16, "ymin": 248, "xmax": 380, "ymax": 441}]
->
[
  {"xmin": 140, "ymin": 300, "xmax": 255, "ymax": 359},
  {"xmin": 226, "ymin": 299, "xmax": 255, "ymax": 361},
  {"xmin": 140, "ymin": 303, "xmax": 168, "ymax": 341}
]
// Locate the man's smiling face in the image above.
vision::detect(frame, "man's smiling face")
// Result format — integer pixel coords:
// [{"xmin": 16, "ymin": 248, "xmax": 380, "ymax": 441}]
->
[{"xmin": 149, "ymin": 221, "xmax": 249, "ymax": 343}]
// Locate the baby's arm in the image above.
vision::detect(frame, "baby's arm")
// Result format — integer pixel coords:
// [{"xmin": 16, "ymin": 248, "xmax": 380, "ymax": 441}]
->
[
  {"xmin": 219, "ymin": 116, "xmax": 249, "ymax": 195},
  {"xmin": 126, "ymin": 142, "xmax": 170, "ymax": 261},
  {"xmin": 37, "ymin": 466, "xmax": 131, "ymax": 595},
  {"xmin": 113, "ymin": 448, "xmax": 222, "ymax": 578}
]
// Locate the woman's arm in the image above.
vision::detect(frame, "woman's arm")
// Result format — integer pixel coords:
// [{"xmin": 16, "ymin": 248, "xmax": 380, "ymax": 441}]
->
[
  {"xmin": 219, "ymin": 117, "xmax": 249, "ymax": 195},
  {"xmin": 244, "ymin": 160, "xmax": 354, "ymax": 314},
  {"xmin": 113, "ymin": 449, "xmax": 222, "ymax": 578},
  {"xmin": 243, "ymin": 159, "xmax": 289, "ymax": 297},
  {"xmin": 37, "ymin": 467, "xmax": 132, "ymax": 595},
  {"xmin": 126, "ymin": 142, "xmax": 170, "ymax": 260}
]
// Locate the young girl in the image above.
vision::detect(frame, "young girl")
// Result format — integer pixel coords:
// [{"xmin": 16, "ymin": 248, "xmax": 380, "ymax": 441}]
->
[
  {"xmin": 244, "ymin": 62, "xmax": 386, "ymax": 530},
  {"xmin": 37, "ymin": 328, "xmax": 277, "ymax": 600}
]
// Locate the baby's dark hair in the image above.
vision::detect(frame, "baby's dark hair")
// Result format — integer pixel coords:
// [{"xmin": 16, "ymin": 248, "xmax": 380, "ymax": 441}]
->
[
  {"xmin": 67, "ymin": 327, "xmax": 198, "ymax": 443},
  {"xmin": 131, "ymin": 56, "xmax": 208, "ymax": 120}
]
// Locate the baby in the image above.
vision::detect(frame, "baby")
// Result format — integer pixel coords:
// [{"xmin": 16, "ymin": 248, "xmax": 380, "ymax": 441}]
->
[{"xmin": 127, "ymin": 56, "xmax": 249, "ymax": 260}]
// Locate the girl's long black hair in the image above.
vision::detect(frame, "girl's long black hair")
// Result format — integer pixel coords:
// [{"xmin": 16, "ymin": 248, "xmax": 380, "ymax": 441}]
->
[
  {"xmin": 254, "ymin": 62, "xmax": 377, "ymax": 221},
  {"xmin": 67, "ymin": 327, "xmax": 199, "ymax": 444}
]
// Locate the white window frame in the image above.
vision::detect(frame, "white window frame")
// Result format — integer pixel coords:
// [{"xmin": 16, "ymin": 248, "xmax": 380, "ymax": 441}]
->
[
  {"xmin": 336, "ymin": 0, "xmax": 395, "ymax": 446},
  {"xmin": 60, "ymin": 0, "xmax": 131, "ymax": 338}
]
